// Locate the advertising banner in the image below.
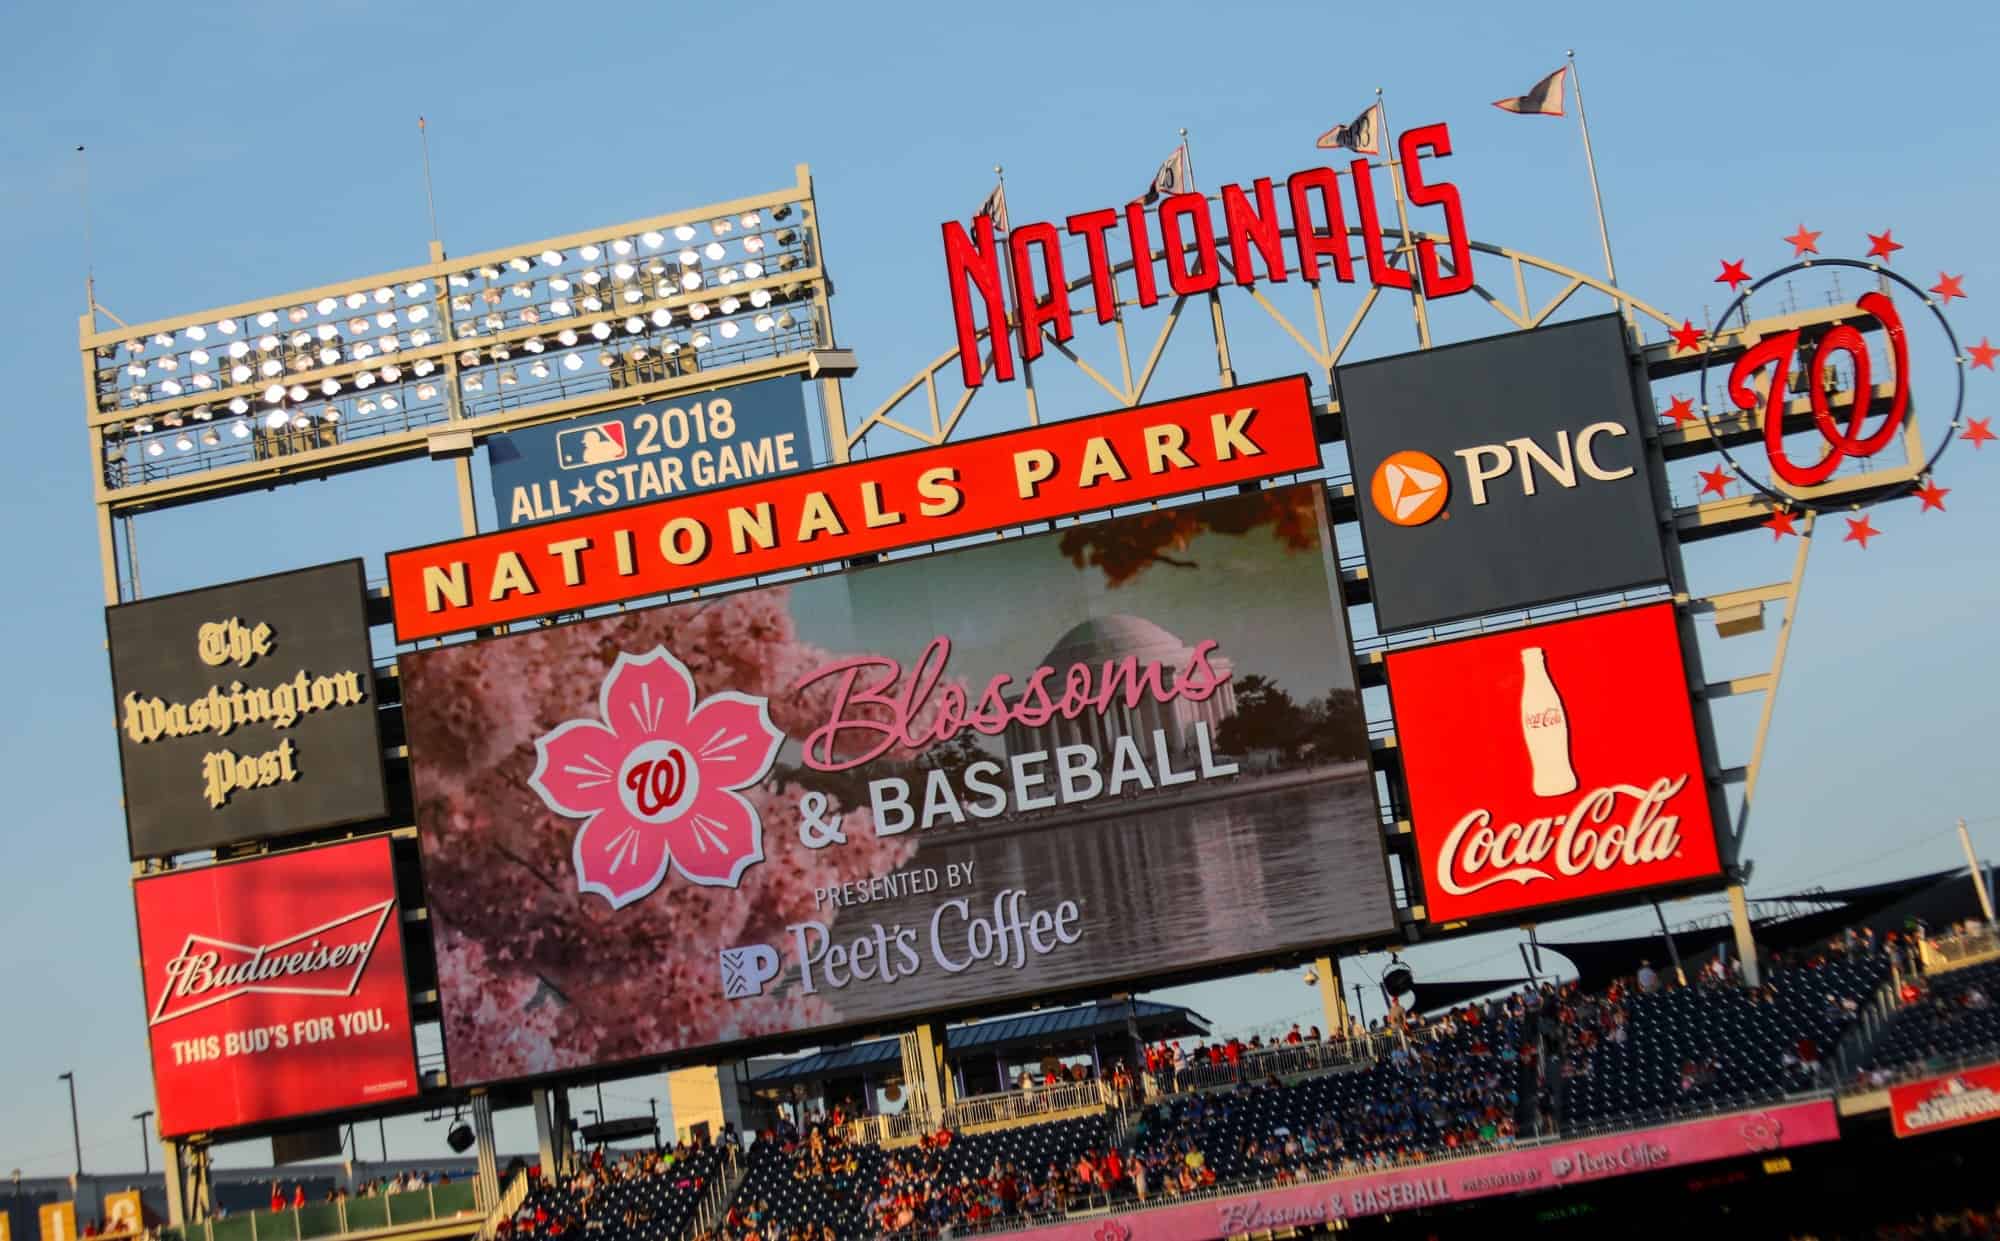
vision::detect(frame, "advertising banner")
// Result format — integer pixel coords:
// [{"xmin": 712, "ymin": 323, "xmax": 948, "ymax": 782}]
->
[
  {"xmin": 133, "ymin": 837, "xmax": 419, "ymax": 1137},
  {"xmin": 37, "ymin": 1203, "xmax": 73, "ymax": 1241},
  {"xmin": 984, "ymin": 1100, "xmax": 1838, "ymax": 1241},
  {"xmin": 105, "ymin": 560, "xmax": 389, "ymax": 860},
  {"xmin": 1340, "ymin": 315, "xmax": 1667, "ymax": 632},
  {"xmin": 400, "ymin": 483, "xmax": 1390, "ymax": 1085},
  {"xmin": 487, "ymin": 376, "xmax": 811, "ymax": 528},
  {"xmin": 1387, "ymin": 603, "xmax": 1723, "ymax": 924},
  {"xmin": 1889, "ymin": 1062, "xmax": 2000, "ymax": 1138},
  {"xmin": 386, "ymin": 376, "xmax": 1320, "ymax": 641}
]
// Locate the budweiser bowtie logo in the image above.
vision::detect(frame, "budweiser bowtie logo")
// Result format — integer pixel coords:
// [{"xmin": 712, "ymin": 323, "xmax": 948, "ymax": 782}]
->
[{"xmin": 149, "ymin": 899, "xmax": 395, "ymax": 1026}]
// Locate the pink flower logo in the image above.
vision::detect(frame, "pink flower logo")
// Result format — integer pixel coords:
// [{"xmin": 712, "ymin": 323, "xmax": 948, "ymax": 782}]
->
[
  {"xmin": 529, "ymin": 647, "xmax": 783, "ymax": 908},
  {"xmin": 1092, "ymin": 1221, "xmax": 1131, "ymax": 1241}
]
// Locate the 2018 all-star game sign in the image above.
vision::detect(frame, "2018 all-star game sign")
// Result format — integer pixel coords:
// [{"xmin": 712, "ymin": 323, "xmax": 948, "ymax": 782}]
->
[
  {"xmin": 488, "ymin": 375, "xmax": 812, "ymax": 527},
  {"xmin": 1386, "ymin": 602, "xmax": 1723, "ymax": 923},
  {"xmin": 132, "ymin": 837, "xmax": 419, "ymax": 1136},
  {"xmin": 105, "ymin": 560, "xmax": 390, "ymax": 859}
]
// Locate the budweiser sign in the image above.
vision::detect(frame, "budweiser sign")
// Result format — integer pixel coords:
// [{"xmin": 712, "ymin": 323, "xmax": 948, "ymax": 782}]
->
[
  {"xmin": 1387, "ymin": 603, "xmax": 1723, "ymax": 923},
  {"xmin": 150, "ymin": 899, "xmax": 393, "ymax": 1024},
  {"xmin": 134, "ymin": 837, "xmax": 418, "ymax": 1137}
]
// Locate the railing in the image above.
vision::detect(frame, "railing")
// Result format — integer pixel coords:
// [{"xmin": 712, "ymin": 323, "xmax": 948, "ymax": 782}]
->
[
  {"xmin": 946, "ymin": 1080, "xmax": 1114, "ymax": 1131},
  {"xmin": 163, "ymin": 1184, "xmax": 481, "ymax": 1241},
  {"xmin": 1833, "ymin": 969, "xmax": 1906, "ymax": 1082},
  {"xmin": 476, "ymin": 1171, "xmax": 530, "ymax": 1240},
  {"xmin": 1922, "ymin": 926, "xmax": 2000, "ymax": 975},
  {"xmin": 1146, "ymin": 1034, "xmax": 1384, "ymax": 1100},
  {"xmin": 678, "ymin": 1146, "xmax": 744, "ymax": 1241}
]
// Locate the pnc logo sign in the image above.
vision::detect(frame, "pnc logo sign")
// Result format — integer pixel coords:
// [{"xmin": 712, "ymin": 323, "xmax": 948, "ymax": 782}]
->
[
  {"xmin": 1368, "ymin": 424, "xmax": 1635, "ymax": 528},
  {"xmin": 1370, "ymin": 450, "xmax": 1449, "ymax": 526},
  {"xmin": 1338, "ymin": 315, "xmax": 1667, "ymax": 631}
]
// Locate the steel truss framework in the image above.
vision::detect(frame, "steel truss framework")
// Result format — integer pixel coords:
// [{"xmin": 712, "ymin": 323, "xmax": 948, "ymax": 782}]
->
[{"xmin": 82, "ymin": 180, "xmax": 1924, "ymax": 1209}]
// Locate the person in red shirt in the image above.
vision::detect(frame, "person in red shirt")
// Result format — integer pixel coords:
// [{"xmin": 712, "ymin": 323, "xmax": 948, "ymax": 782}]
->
[
  {"xmin": 270, "ymin": 1184, "xmax": 285, "ymax": 1214},
  {"xmin": 1103, "ymin": 1148, "xmax": 1123, "ymax": 1188},
  {"xmin": 292, "ymin": 1186, "xmax": 306, "ymax": 1210}
]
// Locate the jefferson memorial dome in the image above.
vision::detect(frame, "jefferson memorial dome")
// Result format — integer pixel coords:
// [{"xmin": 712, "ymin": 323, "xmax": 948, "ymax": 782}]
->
[{"xmin": 999, "ymin": 614, "xmax": 1238, "ymax": 762}]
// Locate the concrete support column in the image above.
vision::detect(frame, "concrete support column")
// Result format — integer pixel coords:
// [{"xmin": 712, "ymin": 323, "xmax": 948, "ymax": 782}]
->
[
  {"xmin": 1314, "ymin": 955, "xmax": 1352, "ymax": 1043},
  {"xmin": 532, "ymin": 1089, "xmax": 559, "ymax": 1181},
  {"xmin": 1727, "ymin": 884, "xmax": 1762, "ymax": 987},
  {"xmin": 471, "ymin": 1093, "xmax": 500, "ymax": 1209},
  {"xmin": 161, "ymin": 1140, "xmax": 187, "ymax": 1228}
]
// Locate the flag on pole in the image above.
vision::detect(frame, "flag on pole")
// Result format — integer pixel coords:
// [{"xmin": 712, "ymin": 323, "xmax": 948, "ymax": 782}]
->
[
  {"xmin": 1493, "ymin": 67, "xmax": 1568, "ymax": 116},
  {"xmin": 1315, "ymin": 103, "xmax": 1383, "ymax": 155},
  {"xmin": 975, "ymin": 181, "xmax": 1009, "ymax": 234},
  {"xmin": 1142, "ymin": 145, "xmax": 1193, "ymax": 203}
]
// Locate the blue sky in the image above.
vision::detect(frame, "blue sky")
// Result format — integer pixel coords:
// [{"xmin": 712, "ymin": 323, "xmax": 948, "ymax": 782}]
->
[{"xmin": 1, "ymin": 0, "xmax": 1996, "ymax": 1176}]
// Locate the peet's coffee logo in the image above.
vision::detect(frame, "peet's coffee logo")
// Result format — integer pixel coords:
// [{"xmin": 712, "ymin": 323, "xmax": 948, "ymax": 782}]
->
[{"xmin": 120, "ymin": 616, "xmax": 369, "ymax": 809}]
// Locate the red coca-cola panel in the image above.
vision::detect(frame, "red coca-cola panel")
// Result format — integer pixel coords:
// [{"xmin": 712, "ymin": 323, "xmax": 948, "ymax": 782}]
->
[
  {"xmin": 133, "ymin": 837, "xmax": 420, "ymax": 1137},
  {"xmin": 1387, "ymin": 603, "xmax": 1724, "ymax": 924}
]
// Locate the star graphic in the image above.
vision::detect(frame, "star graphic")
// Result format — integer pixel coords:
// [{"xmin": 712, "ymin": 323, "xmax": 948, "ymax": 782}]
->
[
  {"xmin": 1843, "ymin": 514, "xmax": 1880, "ymax": 549},
  {"xmin": 1970, "ymin": 338, "xmax": 1999, "ymax": 370},
  {"xmin": 1914, "ymin": 479, "xmax": 1950, "ymax": 512},
  {"xmin": 1931, "ymin": 273, "xmax": 1967, "ymax": 303},
  {"xmin": 1783, "ymin": 224, "xmax": 1821, "ymax": 257},
  {"xmin": 1669, "ymin": 319, "xmax": 1705, "ymax": 354},
  {"xmin": 569, "ymin": 479, "xmax": 596, "ymax": 507},
  {"xmin": 1964, "ymin": 416, "xmax": 1996, "ymax": 449},
  {"xmin": 1716, "ymin": 259, "xmax": 1751, "ymax": 291},
  {"xmin": 1865, "ymin": 229, "xmax": 1903, "ymax": 262},
  {"xmin": 1761, "ymin": 507, "xmax": 1800, "ymax": 540},
  {"xmin": 1697, "ymin": 464, "xmax": 1732, "ymax": 498},
  {"xmin": 1663, "ymin": 394, "xmax": 1696, "ymax": 426}
]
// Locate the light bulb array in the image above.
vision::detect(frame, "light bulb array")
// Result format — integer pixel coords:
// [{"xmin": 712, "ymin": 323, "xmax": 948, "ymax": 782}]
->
[{"xmin": 93, "ymin": 198, "xmax": 817, "ymax": 487}]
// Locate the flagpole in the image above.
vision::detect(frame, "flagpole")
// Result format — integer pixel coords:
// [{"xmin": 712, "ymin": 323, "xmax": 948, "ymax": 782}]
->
[
  {"xmin": 1567, "ymin": 50, "xmax": 1619, "ymax": 291},
  {"xmin": 1373, "ymin": 87, "xmax": 1429, "ymax": 347},
  {"xmin": 990, "ymin": 163, "xmax": 1041, "ymax": 426},
  {"xmin": 1179, "ymin": 127, "xmax": 1237, "ymax": 387}
]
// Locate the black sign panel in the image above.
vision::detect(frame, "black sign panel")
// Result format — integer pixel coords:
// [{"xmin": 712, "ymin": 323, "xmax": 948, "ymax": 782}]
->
[
  {"xmin": 1340, "ymin": 315, "xmax": 1668, "ymax": 632},
  {"xmin": 106, "ymin": 560, "xmax": 389, "ymax": 859}
]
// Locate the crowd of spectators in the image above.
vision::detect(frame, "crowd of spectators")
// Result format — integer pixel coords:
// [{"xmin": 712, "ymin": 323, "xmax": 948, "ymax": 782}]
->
[{"xmin": 503, "ymin": 1141, "xmax": 725, "ymax": 1241}]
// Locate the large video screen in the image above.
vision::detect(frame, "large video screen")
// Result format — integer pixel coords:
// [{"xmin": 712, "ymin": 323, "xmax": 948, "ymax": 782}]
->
[{"xmin": 401, "ymin": 483, "xmax": 1394, "ymax": 1084}]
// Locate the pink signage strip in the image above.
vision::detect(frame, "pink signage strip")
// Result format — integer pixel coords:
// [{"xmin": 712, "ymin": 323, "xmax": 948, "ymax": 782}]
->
[{"xmin": 1004, "ymin": 1100, "xmax": 1839, "ymax": 1241}]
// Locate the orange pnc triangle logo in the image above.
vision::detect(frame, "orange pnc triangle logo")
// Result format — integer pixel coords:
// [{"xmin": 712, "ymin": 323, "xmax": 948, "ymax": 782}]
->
[{"xmin": 1370, "ymin": 450, "xmax": 1450, "ymax": 526}]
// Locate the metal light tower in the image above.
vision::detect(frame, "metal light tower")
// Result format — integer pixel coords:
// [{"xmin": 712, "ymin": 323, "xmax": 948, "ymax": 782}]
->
[
  {"xmin": 57, "ymin": 1073, "xmax": 81, "ymax": 1176},
  {"xmin": 132, "ymin": 1112, "xmax": 154, "ymax": 1176}
]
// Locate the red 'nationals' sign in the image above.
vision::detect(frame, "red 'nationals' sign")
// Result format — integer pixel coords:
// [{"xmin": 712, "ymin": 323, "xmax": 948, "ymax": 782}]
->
[
  {"xmin": 1387, "ymin": 603, "xmax": 1723, "ymax": 923},
  {"xmin": 133, "ymin": 837, "xmax": 419, "ymax": 1137}
]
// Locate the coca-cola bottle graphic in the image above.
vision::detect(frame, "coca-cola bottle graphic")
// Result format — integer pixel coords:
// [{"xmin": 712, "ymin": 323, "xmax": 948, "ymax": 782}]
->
[{"xmin": 1520, "ymin": 646, "xmax": 1578, "ymax": 798}]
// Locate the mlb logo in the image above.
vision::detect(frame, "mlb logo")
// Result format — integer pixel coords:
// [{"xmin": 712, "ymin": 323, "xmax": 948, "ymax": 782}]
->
[
  {"xmin": 719, "ymin": 944, "xmax": 781, "ymax": 1000},
  {"xmin": 554, "ymin": 419, "xmax": 628, "ymax": 469}
]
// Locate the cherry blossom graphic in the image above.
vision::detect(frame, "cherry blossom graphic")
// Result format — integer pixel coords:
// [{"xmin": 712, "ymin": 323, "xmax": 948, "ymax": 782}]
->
[{"xmin": 529, "ymin": 646, "xmax": 783, "ymax": 908}]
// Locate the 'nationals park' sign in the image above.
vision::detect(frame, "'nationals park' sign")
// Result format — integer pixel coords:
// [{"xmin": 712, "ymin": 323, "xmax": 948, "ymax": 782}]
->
[{"xmin": 386, "ymin": 376, "xmax": 1319, "ymax": 640}]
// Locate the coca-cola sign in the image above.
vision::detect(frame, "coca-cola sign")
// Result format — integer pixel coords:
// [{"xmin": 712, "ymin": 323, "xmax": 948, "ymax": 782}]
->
[
  {"xmin": 133, "ymin": 837, "xmax": 419, "ymax": 1137},
  {"xmin": 1387, "ymin": 602, "xmax": 1723, "ymax": 923}
]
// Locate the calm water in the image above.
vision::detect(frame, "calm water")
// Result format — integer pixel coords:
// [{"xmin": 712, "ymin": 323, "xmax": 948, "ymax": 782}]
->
[{"xmin": 771, "ymin": 770, "xmax": 1392, "ymax": 1023}]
